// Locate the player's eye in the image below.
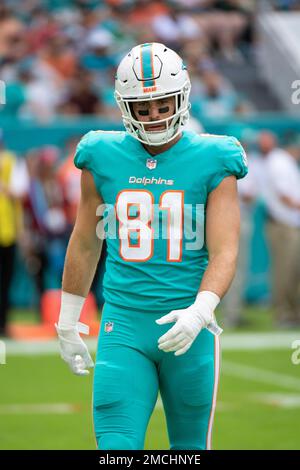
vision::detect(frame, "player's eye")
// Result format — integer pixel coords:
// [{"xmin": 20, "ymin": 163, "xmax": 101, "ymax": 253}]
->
[
  {"xmin": 138, "ymin": 110, "xmax": 149, "ymax": 116},
  {"xmin": 158, "ymin": 106, "xmax": 170, "ymax": 114}
]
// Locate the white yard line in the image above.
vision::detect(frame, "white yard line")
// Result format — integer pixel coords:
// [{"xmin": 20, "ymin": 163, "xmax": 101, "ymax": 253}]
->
[
  {"xmin": 253, "ymin": 393, "xmax": 300, "ymax": 408},
  {"xmin": 222, "ymin": 360, "xmax": 300, "ymax": 391},
  {"xmin": 3, "ymin": 339, "xmax": 98, "ymax": 355},
  {"xmin": 3, "ymin": 331, "xmax": 300, "ymax": 355},
  {"xmin": 221, "ymin": 331, "xmax": 300, "ymax": 350},
  {"xmin": 0, "ymin": 403, "xmax": 77, "ymax": 414}
]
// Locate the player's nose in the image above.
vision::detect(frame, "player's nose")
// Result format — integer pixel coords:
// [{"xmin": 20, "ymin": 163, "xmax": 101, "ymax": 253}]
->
[{"xmin": 149, "ymin": 102, "xmax": 160, "ymax": 121}]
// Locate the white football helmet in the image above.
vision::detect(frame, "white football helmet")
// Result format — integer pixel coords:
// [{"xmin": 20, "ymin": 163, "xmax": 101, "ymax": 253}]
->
[{"xmin": 115, "ymin": 43, "xmax": 191, "ymax": 146}]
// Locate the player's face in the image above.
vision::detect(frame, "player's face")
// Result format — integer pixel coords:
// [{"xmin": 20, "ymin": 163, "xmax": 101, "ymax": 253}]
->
[{"xmin": 131, "ymin": 96, "xmax": 176, "ymax": 132}]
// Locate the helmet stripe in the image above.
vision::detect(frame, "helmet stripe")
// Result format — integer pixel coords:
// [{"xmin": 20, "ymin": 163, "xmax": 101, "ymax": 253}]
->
[{"xmin": 140, "ymin": 43, "xmax": 156, "ymax": 91}]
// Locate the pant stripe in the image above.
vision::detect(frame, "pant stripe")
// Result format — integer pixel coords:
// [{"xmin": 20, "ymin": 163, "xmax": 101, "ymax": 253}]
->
[{"xmin": 205, "ymin": 335, "xmax": 220, "ymax": 450}]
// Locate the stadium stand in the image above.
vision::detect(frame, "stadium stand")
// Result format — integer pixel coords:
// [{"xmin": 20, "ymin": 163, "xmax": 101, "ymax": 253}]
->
[{"xmin": 257, "ymin": 9, "xmax": 300, "ymax": 111}]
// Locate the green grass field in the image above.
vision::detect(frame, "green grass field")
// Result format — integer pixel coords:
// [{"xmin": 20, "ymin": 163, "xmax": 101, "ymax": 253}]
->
[{"xmin": 1, "ymin": 307, "xmax": 300, "ymax": 450}]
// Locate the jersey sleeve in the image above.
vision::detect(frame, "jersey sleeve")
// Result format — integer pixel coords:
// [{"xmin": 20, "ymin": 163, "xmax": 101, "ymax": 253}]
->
[
  {"xmin": 208, "ymin": 136, "xmax": 248, "ymax": 193},
  {"xmin": 74, "ymin": 131, "xmax": 96, "ymax": 173}
]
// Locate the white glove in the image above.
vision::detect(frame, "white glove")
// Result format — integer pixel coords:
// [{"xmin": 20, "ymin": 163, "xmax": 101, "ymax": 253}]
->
[
  {"xmin": 55, "ymin": 323, "xmax": 94, "ymax": 376},
  {"xmin": 156, "ymin": 291, "xmax": 221, "ymax": 356},
  {"xmin": 56, "ymin": 292, "xmax": 94, "ymax": 376}
]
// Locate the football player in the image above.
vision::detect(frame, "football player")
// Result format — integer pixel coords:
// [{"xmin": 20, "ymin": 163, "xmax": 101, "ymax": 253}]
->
[{"xmin": 56, "ymin": 42, "xmax": 248, "ymax": 450}]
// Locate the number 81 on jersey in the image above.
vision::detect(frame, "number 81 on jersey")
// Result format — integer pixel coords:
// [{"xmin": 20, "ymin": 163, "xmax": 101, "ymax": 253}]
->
[{"xmin": 114, "ymin": 190, "xmax": 204, "ymax": 262}]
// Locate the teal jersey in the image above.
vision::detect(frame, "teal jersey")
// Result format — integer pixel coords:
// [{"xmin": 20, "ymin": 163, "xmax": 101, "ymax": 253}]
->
[{"xmin": 74, "ymin": 130, "xmax": 248, "ymax": 312}]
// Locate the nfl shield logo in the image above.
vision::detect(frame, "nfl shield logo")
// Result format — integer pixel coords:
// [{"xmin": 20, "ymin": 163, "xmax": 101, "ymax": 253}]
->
[
  {"xmin": 146, "ymin": 158, "xmax": 157, "ymax": 170},
  {"xmin": 104, "ymin": 321, "xmax": 114, "ymax": 333}
]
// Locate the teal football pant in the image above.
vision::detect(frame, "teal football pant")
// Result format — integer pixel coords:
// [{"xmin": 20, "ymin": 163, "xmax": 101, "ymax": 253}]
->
[{"xmin": 93, "ymin": 302, "xmax": 220, "ymax": 450}]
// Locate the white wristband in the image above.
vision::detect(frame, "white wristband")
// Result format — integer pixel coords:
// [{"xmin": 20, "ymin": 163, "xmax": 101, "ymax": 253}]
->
[
  {"xmin": 195, "ymin": 291, "xmax": 220, "ymax": 312},
  {"xmin": 58, "ymin": 291, "xmax": 86, "ymax": 329},
  {"xmin": 195, "ymin": 291, "xmax": 222, "ymax": 336}
]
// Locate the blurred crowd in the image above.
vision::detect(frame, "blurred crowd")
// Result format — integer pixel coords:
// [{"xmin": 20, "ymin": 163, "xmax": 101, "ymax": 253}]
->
[
  {"xmin": 3, "ymin": 0, "xmax": 298, "ymax": 124},
  {"xmin": 0, "ymin": 130, "xmax": 81, "ymax": 335},
  {"xmin": 223, "ymin": 131, "xmax": 300, "ymax": 329},
  {"xmin": 1, "ymin": 127, "xmax": 300, "ymax": 336},
  {"xmin": 271, "ymin": 0, "xmax": 300, "ymax": 10},
  {"xmin": 0, "ymin": 0, "xmax": 258, "ymax": 122},
  {"xmin": 1, "ymin": 0, "xmax": 299, "ymax": 124}
]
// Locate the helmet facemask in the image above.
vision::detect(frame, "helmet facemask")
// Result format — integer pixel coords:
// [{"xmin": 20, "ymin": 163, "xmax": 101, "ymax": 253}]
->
[{"xmin": 115, "ymin": 83, "xmax": 191, "ymax": 146}]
